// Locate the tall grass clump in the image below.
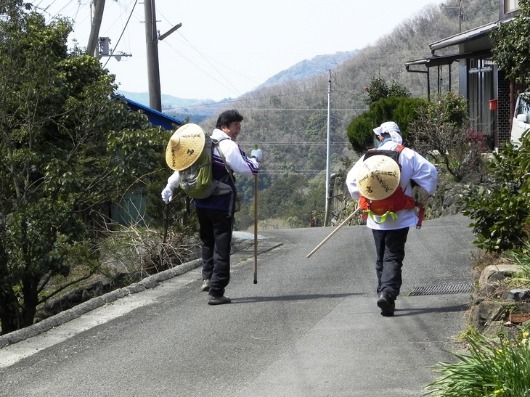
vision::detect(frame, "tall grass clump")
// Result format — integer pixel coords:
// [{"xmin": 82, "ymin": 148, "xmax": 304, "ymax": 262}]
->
[
  {"xmin": 504, "ymin": 242, "xmax": 530, "ymax": 284},
  {"xmin": 425, "ymin": 328, "xmax": 530, "ymax": 396}
]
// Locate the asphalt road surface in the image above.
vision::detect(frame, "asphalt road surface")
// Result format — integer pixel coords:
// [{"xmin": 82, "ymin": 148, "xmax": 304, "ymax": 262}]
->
[{"xmin": 0, "ymin": 214, "xmax": 476, "ymax": 397}]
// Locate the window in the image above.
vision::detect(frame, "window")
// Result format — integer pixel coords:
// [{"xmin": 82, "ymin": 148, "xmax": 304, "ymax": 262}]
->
[
  {"xmin": 514, "ymin": 93, "xmax": 530, "ymax": 119},
  {"xmin": 505, "ymin": 0, "xmax": 519, "ymax": 14},
  {"xmin": 468, "ymin": 58, "xmax": 495, "ymax": 137}
]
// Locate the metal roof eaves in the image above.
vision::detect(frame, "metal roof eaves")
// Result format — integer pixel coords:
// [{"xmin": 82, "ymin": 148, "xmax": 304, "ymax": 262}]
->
[{"xmin": 428, "ymin": 20, "xmax": 506, "ymax": 52}]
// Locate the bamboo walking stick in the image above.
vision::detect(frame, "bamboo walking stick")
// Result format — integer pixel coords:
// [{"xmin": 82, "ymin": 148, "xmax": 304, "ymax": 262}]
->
[
  {"xmin": 163, "ymin": 203, "xmax": 170, "ymax": 244},
  {"xmin": 253, "ymin": 174, "xmax": 258, "ymax": 284},
  {"xmin": 306, "ymin": 208, "xmax": 360, "ymax": 258}
]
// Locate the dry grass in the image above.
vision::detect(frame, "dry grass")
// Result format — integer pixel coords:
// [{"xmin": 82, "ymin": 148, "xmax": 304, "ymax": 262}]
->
[{"xmin": 36, "ymin": 224, "xmax": 199, "ymax": 322}]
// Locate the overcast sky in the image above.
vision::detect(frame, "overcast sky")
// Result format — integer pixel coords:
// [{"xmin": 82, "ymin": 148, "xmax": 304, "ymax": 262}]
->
[{"xmin": 36, "ymin": 0, "xmax": 444, "ymax": 101}]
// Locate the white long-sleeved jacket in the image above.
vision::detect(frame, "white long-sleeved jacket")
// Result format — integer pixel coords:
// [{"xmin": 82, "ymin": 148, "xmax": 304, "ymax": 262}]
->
[{"xmin": 346, "ymin": 140, "xmax": 438, "ymax": 230}]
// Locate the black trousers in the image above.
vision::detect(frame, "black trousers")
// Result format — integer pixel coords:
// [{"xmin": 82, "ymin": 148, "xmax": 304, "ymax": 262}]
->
[
  {"xmin": 372, "ymin": 227, "xmax": 409, "ymax": 300},
  {"xmin": 196, "ymin": 208, "xmax": 233, "ymax": 297}
]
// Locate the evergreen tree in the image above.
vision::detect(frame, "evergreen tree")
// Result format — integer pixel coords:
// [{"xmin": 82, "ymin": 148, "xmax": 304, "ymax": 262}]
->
[
  {"xmin": 491, "ymin": 0, "xmax": 530, "ymax": 86},
  {"xmin": 0, "ymin": 2, "xmax": 168, "ymax": 333}
]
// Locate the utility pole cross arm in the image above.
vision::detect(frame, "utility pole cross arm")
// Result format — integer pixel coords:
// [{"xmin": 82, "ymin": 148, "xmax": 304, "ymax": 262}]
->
[{"xmin": 159, "ymin": 23, "xmax": 182, "ymax": 41}]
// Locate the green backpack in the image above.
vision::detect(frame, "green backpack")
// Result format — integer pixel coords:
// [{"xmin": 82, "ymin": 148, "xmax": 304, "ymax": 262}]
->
[{"xmin": 179, "ymin": 135, "xmax": 231, "ymax": 199}]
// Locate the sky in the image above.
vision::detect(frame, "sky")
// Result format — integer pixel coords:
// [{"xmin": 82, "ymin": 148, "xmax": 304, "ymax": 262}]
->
[{"xmin": 35, "ymin": 0, "xmax": 444, "ymax": 101}]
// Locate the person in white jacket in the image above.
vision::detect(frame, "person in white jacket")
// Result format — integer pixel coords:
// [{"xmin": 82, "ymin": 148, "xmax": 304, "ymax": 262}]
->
[
  {"xmin": 161, "ymin": 110, "xmax": 262, "ymax": 305},
  {"xmin": 346, "ymin": 121, "xmax": 437, "ymax": 316}
]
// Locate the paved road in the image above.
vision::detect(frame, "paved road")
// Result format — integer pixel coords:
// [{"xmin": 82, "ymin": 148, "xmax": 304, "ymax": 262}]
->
[{"xmin": 0, "ymin": 214, "xmax": 475, "ymax": 397}]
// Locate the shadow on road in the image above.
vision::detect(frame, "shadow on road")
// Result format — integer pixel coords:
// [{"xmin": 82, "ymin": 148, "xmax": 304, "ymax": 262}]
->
[
  {"xmin": 230, "ymin": 292, "xmax": 363, "ymax": 304},
  {"xmin": 393, "ymin": 303, "xmax": 469, "ymax": 317}
]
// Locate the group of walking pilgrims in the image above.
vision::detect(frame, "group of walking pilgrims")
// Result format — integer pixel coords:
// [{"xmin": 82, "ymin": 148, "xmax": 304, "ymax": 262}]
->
[{"xmin": 161, "ymin": 111, "xmax": 437, "ymax": 316}]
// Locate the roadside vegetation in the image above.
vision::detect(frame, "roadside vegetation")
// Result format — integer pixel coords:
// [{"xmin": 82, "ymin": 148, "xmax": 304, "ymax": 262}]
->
[
  {"xmin": 0, "ymin": 1, "xmax": 185, "ymax": 334},
  {"xmin": 0, "ymin": 14, "xmax": 528, "ymax": 397},
  {"xmin": 426, "ymin": 327, "xmax": 530, "ymax": 397},
  {"xmin": 0, "ymin": 0, "xmax": 525, "ymax": 393},
  {"xmin": 425, "ymin": 134, "xmax": 530, "ymax": 396},
  {"xmin": 424, "ymin": 1, "xmax": 530, "ymax": 394}
]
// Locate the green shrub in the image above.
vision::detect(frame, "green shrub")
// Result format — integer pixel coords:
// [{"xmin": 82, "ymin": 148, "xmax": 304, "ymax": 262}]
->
[
  {"xmin": 426, "ymin": 328, "xmax": 530, "ymax": 397},
  {"xmin": 410, "ymin": 93, "xmax": 482, "ymax": 182},
  {"xmin": 346, "ymin": 112, "xmax": 378, "ymax": 153},
  {"xmin": 462, "ymin": 137, "xmax": 530, "ymax": 253},
  {"xmin": 346, "ymin": 97, "xmax": 427, "ymax": 153},
  {"xmin": 364, "ymin": 76, "xmax": 411, "ymax": 105}
]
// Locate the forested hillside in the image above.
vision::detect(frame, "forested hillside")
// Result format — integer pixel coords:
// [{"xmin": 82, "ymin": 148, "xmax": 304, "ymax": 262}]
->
[
  {"xmin": 257, "ymin": 50, "xmax": 359, "ymax": 89},
  {"xmin": 196, "ymin": 0, "xmax": 499, "ymax": 228}
]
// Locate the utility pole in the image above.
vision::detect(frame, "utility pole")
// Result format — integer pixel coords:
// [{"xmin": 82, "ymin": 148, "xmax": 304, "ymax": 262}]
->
[
  {"xmin": 458, "ymin": 0, "xmax": 462, "ymax": 33},
  {"xmin": 143, "ymin": 0, "xmax": 181, "ymax": 111},
  {"xmin": 144, "ymin": 0, "xmax": 162, "ymax": 111},
  {"xmin": 324, "ymin": 70, "xmax": 332, "ymax": 227},
  {"xmin": 87, "ymin": 0, "xmax": 105, "ymax": 56},
  {"xmin": 87, "ymin": 0, "xmax": 178, "ymax": 108},
  {"xmin": 442, "ymin": 0, "xmax": 463, "ymax": 33}
]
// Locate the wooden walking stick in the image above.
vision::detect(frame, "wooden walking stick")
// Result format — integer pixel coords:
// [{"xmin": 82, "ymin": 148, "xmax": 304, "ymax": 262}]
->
[
  {"xmin": 163, "ymin": 203, "xmax": 170, "ymax": 244},
  {"xmin": 306, "ymin": 207, "xmax": 360, "ymax": 258},
  {"xmin": 253, "ymin": 173, "xmax": 258, "ymax": 284}
]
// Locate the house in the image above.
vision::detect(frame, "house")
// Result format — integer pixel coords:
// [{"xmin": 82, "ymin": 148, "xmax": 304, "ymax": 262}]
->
[
  {"xmin": 110, "ymin": 96, "xmax": 184, "ymax": 225},
  {"xmin": 118, "ymin": 95, "xmax": 185, "ymax": 130},
  {"xmin": 405, "ymin": 0, "xmax": 522, "ymax": 149}
]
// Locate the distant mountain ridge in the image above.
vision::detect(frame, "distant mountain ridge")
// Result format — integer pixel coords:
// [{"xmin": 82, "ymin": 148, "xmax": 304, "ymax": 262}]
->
[
  {"xmin": 116, "ymin": 90, "xmax": 212, "ymax": 110},
  {"xmin": 258, "ymin": 51, "xmax": 359, "ymax": 89},
  {"xmin": 118, "ymin": 50, "xmax": 360, "ymax": 121}
]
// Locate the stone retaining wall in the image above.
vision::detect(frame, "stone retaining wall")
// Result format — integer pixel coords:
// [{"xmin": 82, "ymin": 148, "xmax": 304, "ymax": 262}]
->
[{"xmin": 471, "ymin": 264, "xmax": 530, "ymax": 337}]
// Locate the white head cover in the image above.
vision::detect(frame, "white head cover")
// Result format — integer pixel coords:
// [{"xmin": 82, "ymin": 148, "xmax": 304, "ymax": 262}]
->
[
  {"xmin": 373, "ymin": 121, "xmax": 402, "ymax": 144},
  {"xmin": 389, "ymin": 131, "xmax": 402, "ymax": 144}
]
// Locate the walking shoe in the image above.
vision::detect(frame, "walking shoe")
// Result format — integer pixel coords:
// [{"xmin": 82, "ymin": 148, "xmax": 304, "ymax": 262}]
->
[
  {"xmin": 208, "ymin": 295, "xmax": 231, "ymax": 305},
  {"xmin": 200, "ymin": 279, "xmax": 210, "ymax": 292},
  {"xmin": 377, "ymin": 292, "xmax": 395, "ymax": 317}
]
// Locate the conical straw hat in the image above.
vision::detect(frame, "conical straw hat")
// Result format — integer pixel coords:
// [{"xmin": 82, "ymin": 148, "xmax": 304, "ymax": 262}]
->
[
  {"xmin": 165, "ymin": 123, "xmax": 206, "ymax": 171},
  {"xmin": 356, "ymin": 155, "xmax": 401, "ymax": 200}
]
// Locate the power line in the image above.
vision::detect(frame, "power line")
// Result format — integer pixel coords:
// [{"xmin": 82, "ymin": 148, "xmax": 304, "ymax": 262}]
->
[
  {"xmin": 165, "ymin": 105, "xmax": 364, "ymax": 111},
  {"xmin": 174, "ymin": 31, "xmax": 243, "ymax": 96},
  {"xmin": 154, "ymin": 3, "xmax": 252, "ymax": 98},
  {"xmin": 160, "ymin": 39, "xmax": 243, "ymax": 98},
  {"xmin": 238, "ymin": 142, "xmax": 350, "ymax": 146},
  {"xmin": 102, "ymin": 0, "xmax": 137, "ymax": 68},
  {"xmin": 161, "ymin": 86, "xmax": 369, "ymax": 111},
  {"xmin": 261, "ymin": 170, "xmax": 329, "ymax": 175}
]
